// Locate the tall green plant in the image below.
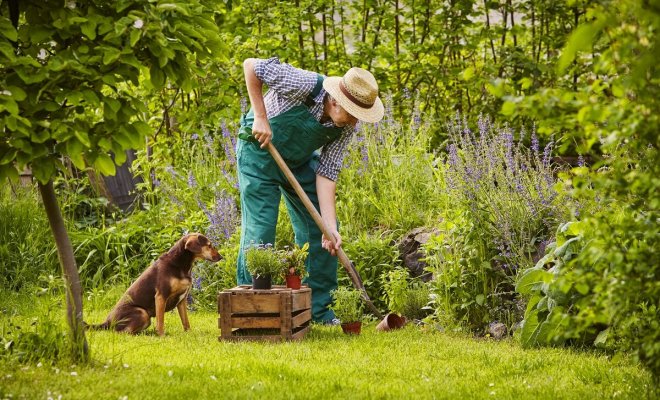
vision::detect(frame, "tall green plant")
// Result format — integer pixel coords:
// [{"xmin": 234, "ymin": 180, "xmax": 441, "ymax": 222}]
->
[
  {"xmin": 0, "ymin": 0, "xmax": 222, "ymax": 361},
  {"xmin": 338, "ymin": 98, "xmax": 442, "ymax": 236},
  {"xmin": 500, "ymin": 0, "xmax": 660, "ymax": 379}
]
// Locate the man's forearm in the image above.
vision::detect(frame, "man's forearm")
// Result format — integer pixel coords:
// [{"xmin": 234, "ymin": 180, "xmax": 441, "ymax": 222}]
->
[
  {"xmin": 243, "ymin": 58, "xmax": 267, "ymax": 118},
  {"xmin": 316, "ymin": 174, "xmax": 337, "ymax": 231}
]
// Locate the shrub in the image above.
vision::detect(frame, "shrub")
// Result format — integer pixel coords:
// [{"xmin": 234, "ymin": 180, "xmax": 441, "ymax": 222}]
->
[
  {"xmin": 382, "ymin": 267, "xmax": 431, "ymax": 320},
  {"xmin": 338, "ymin": 101, "xmax": 443, "ymax": 237},
  {"xmin": 341, "ymin": 232, "xmax": 401, "ymax": 312},
  {"xmin": 425, "ymin": 114, "xmax": 570, "ymax": 332}
]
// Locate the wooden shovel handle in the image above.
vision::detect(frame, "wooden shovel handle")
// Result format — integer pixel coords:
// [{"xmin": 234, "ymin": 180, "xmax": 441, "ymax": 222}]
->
[{"xmin": 265, "ymin": 142, "xmax": 383, "ymax": 319}]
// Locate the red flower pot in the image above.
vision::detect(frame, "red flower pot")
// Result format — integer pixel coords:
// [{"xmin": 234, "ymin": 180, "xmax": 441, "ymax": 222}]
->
[
  {"xmin": 285, "ymin": 274, "xmax": 302, "ymax": 290},
  {"xmin": 340, "ymin": 321, "xmax": 362, "ymax": 335}
]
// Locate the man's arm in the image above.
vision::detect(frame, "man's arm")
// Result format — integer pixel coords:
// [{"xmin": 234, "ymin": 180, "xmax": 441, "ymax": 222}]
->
[
  {"xmin": 243, "ymin": 58, "xmax": 272, "ymax": 148},
  {"xmin": 316, "ymin": 174, "xmax": 342, "ymax": 256}
]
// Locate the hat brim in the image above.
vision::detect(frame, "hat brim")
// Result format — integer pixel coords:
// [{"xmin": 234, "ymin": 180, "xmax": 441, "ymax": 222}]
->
[{"xmin": 323, "ymin": 77, "xmax": 384, "ymax": 124}]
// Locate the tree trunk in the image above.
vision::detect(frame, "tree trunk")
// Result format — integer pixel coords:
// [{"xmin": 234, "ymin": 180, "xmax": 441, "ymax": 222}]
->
[{"xmin": 38, "ymin": 180, "xmax": 89, "ymax": 361}]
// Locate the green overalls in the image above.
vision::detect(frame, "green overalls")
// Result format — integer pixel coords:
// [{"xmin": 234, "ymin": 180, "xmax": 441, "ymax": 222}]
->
[{"xmin": 236, "ymin": 76, "xmax": 344, "ymax": 323}]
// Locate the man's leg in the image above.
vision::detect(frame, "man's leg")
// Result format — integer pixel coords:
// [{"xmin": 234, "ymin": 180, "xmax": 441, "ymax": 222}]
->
[
  {"xmin": 236, "ymin": 142, "xmax": 281, "ymax": 285},
  {"xmin": 280, "ymin": 167, "xmax": 338, "ymax": 323}
]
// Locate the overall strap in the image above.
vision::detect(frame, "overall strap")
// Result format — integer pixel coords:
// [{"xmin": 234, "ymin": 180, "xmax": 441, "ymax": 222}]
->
[{"xmin": 304, "ymin": 74, "xmax": 324, "ymax": 107}]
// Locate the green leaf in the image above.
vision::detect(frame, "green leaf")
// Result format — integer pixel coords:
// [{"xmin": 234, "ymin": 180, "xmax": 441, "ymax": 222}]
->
[
  {"xmin": 461, "ymin": 67, "xmax": 475, "ymax": 81},
  {"xmin": 102, "ymin": 47, "xmax": 121, "ymax": 65},
  {"xmin": 574, "ymin": 282, "xmax": 589, "ymax": 295},
  {"xmin": 0, "ymin": 98, "xmax": 18, "ymax": 116},
  {"xmin": 32, "ymin": 159, "xmax": 56, "ymax": 184},
  {"xmin": 6, "ymin": 86, "xmax": 27, "ymax": 101},
  {"xmin": 0, "ymin": 149, "xmax": 17, "ymax": 165},
  {"xmin": 0, "ymin": 17, "xmax": 18, "ymax": 41},
  {"xmin": 557, "ymin": 18, "xmax": 606, "ymax": 72},
  {"xmin": 81, "ymin": 90, "xmax": 100, "ymax": 106},
  {"xmin": 553, "ymin": 237, "xmax": 581, "ymax": 260},
  {"xmin": 475, "ymin": 294, "xmax": 485, "ymax": 306},
  {"xmin": 130, "ymin": 28, "xmax": 141, "ymax": 47},
  {"xmin": 31, "ymin": 129, "xmax": 50, "ymax": 144},
  {"xmin": 0, "ymin": 42, "xmax": 16, "ymax": 62},
  {"xmin": 501, "ymin": 101, "xmax": 516, "ymax": 116},
  {"xmin": 520, "ymin": 309, "xmax": 541, "ymax": 348},
  {"xmin": 0, "ymin": 164, "xmax": 19, "ymax": 182},
  {"xmin": 67, "ymin": 142, "xmax": 86, "ymax": 170},
  {"xmin": 516, "ymin": 268, "xmax": 552, "ymax": 295},
  {"xmin": 93, "ymin": 153, "xmax": 116, "ymax": 176},
  {"xmin": 594, "ymin": 328, "xmax": 609, "ymax": 348},
  {"xmin": 74, "ymin": 130, "xmax": 91, "ymax": 147},
  {"xmin": 149, "ymin": 65, "xmax": 165, "ymax": 89},
  {"xmin": 81, "ymin": 21, "xmax": 97, "ymax": 40},
  {"xmin": 104, "ymin": 97, "xmax": 121, "ymax": 113},
  {"xmin": 114, "ymin": 149, "xmax": 127, "ymax": 166},
  {"xmin": 157, "ymin": 4, "xmax": 191, "ymax": 16},
  {"xmin": 29, "ymin": 26, "xmax": 54, "ymax": 42},
  {"xmin": 132, "ymin": 121, "xmax": 152, "ymax": 139}
]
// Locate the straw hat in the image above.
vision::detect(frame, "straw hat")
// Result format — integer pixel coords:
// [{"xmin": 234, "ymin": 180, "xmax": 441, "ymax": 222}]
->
[{"xmin": 323, "ymin": 67, "xmax": 384, "ymax": 123}]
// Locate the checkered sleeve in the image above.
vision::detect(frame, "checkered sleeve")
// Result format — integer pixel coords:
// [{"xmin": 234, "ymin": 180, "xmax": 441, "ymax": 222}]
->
[
  {"xmin": 253, "ymin": 57, "xmax": 318, "ymax": 102},
  {"xmin": 316, "ymin": 127, "xmax": 355, "ymax": 182}
]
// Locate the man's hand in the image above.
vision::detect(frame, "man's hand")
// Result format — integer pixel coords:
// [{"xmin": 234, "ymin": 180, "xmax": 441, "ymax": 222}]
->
[
  {"xmin": 322, "ymin": 230, "xmax": 342, "ymax": 256},
  {"xmin": 252, "ymin": 115, "xmax": 272, "ymax": 148}
]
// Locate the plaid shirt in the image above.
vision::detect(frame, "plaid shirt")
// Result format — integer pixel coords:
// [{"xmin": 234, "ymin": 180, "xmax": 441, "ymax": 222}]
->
[{"xmin": 253, "ymin": 57, "xmax": 354, "ymax": 182}]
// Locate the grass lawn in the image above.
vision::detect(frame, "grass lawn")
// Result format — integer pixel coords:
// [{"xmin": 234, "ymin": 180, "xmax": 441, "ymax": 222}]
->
[{"xmin": 0, "ymin": 292, "xmax": 655, "ymax": 400}]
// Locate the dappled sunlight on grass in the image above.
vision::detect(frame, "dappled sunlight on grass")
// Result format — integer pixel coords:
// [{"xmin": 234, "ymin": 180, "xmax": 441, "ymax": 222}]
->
[{"xmin": 0, "ymin": 296, "xmax": 653, "ymax": 399}]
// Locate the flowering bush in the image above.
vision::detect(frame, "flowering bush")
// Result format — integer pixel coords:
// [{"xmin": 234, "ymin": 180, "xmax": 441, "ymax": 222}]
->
[{"xmin": 425, "ymin": 114, "xmax": 571, "ymax": 332}]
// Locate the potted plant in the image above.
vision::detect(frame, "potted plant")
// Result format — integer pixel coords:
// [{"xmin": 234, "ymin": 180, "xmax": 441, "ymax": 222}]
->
[
  {"xmin": 280, "ymin": 242, "xmax": 309, "ymax": 290},
  {"xmin": 245, "ymin": 243, "xmax": 282, "ymax": 290},
  {"xmin": 329, "ymin": 287, "xmax": 364, "ymax": 335}
]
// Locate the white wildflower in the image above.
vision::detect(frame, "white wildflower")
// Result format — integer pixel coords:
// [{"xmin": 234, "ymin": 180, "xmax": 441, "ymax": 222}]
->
[
  {"xmin": 70, "ymin": 371, "xmax": 77, "ymax": 376},
  {"xmin": 167, "ymin": 370, "xmax": 173, "ymax": 377},
  {"xmin": 133, "ymin": 19, "xmax": 144, "ymax": 29},
  {"xmin": 37, "ymin": 49, "xmax": 48, "ymax": 61},
  {"xmin": 66, "ymin": 1, "xmax": 76, "ymax": 10}
]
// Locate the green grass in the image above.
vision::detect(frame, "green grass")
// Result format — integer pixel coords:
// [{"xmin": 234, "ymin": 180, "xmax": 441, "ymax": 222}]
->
[{"xmin": 0, "ymin": 292, "xmax": 655, "ymax": 400}]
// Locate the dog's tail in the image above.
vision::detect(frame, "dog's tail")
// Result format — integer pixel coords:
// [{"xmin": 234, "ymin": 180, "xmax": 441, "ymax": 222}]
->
[{"xmin": 84, "ymin": 320, "xmax": 111, "ymax": 331}]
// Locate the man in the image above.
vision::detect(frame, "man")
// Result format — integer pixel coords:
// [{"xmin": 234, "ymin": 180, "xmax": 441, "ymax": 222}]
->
[{"xmin": 236, "ymin": 57, "xmax": 384, "ymax": 324}]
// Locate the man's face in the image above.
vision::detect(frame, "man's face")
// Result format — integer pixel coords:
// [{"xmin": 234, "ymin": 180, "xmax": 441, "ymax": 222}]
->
[{"xmin": 328, "ymin": 98, "xmax": 358, "ymax": 128}]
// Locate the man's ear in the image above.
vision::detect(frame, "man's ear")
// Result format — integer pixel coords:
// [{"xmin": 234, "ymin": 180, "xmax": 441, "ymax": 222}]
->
[{"xmin": 185, "ymin": 235, "xmax": 202, "ymax": 253}]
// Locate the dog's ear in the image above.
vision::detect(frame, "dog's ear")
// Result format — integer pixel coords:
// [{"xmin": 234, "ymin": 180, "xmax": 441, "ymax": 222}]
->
[{"xmin": 184, "ymin": 235, "xmax": 203, "ymax": 253}]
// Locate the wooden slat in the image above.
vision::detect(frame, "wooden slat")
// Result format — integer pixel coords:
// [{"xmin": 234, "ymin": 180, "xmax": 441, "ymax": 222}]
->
[
  {"xmin": 232, "ymin": 316, "xmax": 281, "ymax": 329},
  {"xmin": 292, "ymin": 289, "xmax": 311, "ymax": 312},
  {"xmin": 219, "ymin": 292, "xmax": 232, "ymax": 338},
  {"xmin": 292, "ymin": 325, "xmax": 311, "ymax": 341},
  {"xmin": 230, "ymin": 294, "xmax": 281, "ymax": 313},
  {"xmin": 280, "ymin": 292, "xmax": 292, "ymax": 340},
  {"xmin": 292, "ymin": 310, "xmax": 312, "ymax": 328},
  {"xmin": 222, "ymin": 335, "xmax": 284, "ymax": 342}
]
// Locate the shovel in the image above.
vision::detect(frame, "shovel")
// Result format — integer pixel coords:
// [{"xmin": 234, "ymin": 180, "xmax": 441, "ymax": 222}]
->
[{"xmin": 265, "ymin": 142, "xmax": 383, "ymax": 319}]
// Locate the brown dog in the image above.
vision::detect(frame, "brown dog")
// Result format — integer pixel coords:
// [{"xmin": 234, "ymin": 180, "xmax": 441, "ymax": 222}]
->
[{"xmin": 88, "ymin": 233, "xmax": 221, "ymax": 336}]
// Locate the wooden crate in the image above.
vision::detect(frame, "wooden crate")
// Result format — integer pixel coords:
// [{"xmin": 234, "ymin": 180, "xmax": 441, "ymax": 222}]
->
[{"xmin": 218, "ymin": 285, "xmax": 312, "ymax": 342}]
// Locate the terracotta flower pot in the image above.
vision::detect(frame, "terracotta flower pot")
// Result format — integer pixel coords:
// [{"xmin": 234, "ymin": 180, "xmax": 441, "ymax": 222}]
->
[
  {"xmin": 285, "ymin": 274, "xmax": 302, "ymax": 290},
  {"xmin": 376, "ymin": 313, "xmax": 407, "ymax": 332},
  {"xmin": 251, "ymin": 274, "xmax": 272, "ymax": 290},
  {"xmin": 340, "ymin": 321, "xmax": 362, "ymax": 335}
]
